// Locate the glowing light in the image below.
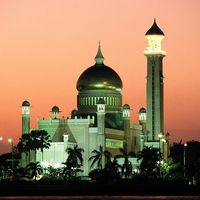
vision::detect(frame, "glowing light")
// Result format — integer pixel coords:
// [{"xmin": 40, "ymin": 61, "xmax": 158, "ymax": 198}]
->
[
  {"xmin": 161, "ymin": 138, "xmax": 166, "ymax": 143},
  {"xmin": 133, "ymin": 168, "xmax": 139, "ymax": 174},
  {"xmin": 144, "ymin": 35, "xmax": 166, "ymax": 55},
  {"xmin": 157, "ymin": 160, "xmax": 164, "ymax": 165},
  {"xmin": 139, "ymin": 113, "xmax": 146, "ymax": 121},
  {"xmin": 95, "ymin": 84, "xmax": 104, "ymax": 88},
  {"xmin": 34, "ymin": 175, "xmax": 43, "ymax": 181},
  {"xmin": 8, "ymin": 138, "xmax": 12, "ymax": 143}
]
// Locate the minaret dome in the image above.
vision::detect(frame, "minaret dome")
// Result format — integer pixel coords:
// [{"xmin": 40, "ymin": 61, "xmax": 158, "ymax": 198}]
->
[
  {"xmin": 144, "ymin": 19, "xmax": 166, "ymax": 55},
  {"xmin": 145, "ymin": 19, "xmax": 164, "ymax": 36},
  {"xmin": 22, "ymin": 100, "xmax": 30, "ymax": 107}
]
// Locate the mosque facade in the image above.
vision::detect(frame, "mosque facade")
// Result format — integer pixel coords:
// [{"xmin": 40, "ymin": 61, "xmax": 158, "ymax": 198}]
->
[{"xmin": 20, "ymin": 20, "xmax": 170, "ymax": 175}]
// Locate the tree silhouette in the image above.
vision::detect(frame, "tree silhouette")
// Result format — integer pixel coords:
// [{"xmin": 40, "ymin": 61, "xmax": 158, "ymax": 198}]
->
[
  {"xmin": 185, "ymin": 141, "xmax": 200, "ymax": 183},
  {"xmin": 115, "ymin": 148, "xmax": 135, "ymax": 178},
  {"xmin": 63, "ymin": 145, "xmax": 84, "ymax": 179},
  {"xmin": 89, "ymin": 145, "xmax": 111, "ymax": 170},
  {"xmin": 170, "ymin": 141, "xmax": 184, "ymax": 179},
  {"xmin": 137, "ymin": 146, "xmax": 161, "ymax": 178},
  {"xmin": 30, "ymin": 130, "xmax": 52, "ymax": 162},
  {"xmin": 26, "ymin": 162, "xmax": 43, "ymax": 180},
  {"xmin": 17, "ymin": 134, "xmax": 33, "ymax": 165}
]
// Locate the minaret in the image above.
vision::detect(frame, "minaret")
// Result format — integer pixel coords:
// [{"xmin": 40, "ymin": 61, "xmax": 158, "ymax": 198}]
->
[
  {"xmin": 96, "ymin": 98, "xmax": 106, "ymax": 167},
  {"xmin": 96, "ymin": 98, "xmax": 106, "ymax": 147},
  {"xmin": 123, "ymin": 104, "xmax": 131, "ymax": 152},
  {"xmin": 138, "ymin": 107, "xmax": 147, "ymax": 142},
  {"xmin": 144, "ymin": 19, "xmax": 166, "ymax": 141},
  {"xmin": 22, "ymin": 100, "xmax": 30, "ymax": 134}
]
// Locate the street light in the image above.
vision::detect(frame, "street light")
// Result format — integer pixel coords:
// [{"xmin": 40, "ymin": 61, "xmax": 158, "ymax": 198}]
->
[
  {"xmin": 184, "ymin": 143, "xmax": 187, "ymax": 178},
  {"xmin": 8, "ymin": 138, "xmax": 14, "ymax": 180}
]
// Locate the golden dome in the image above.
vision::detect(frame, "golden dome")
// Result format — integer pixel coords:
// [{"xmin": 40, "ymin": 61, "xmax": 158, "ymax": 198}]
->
[
  {"xmin": 76, "ymin": 64, "xmax": 122, "ymax": 92},
  {"xmin": 76, "ymin": 44, "xmax": 122, "ymax": 92}
]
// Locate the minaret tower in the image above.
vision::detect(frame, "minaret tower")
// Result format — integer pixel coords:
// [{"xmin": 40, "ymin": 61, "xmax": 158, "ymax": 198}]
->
[
  {"xmin": 96, "ymin": 98, "xmax": 106, "ymax": 167},
  {"xmin": 22, "ymin": 100, "xmax": 30, "ymax": 134},
  {"xmin": 144, "ymin": 19, "xmax": 166, "ymax": 141},
  {"xmin": 96, "ymin": 98, "xmax": 106, "ymax": 148},
  {"xmin": 123, "ymin": 104, "xmax": 131, "ymax": 152}
]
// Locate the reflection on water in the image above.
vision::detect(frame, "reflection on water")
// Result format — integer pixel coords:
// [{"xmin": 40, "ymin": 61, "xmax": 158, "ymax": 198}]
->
[{"xmin": 0, "ymin": 196, "xmax": 200, "ymax": 200}]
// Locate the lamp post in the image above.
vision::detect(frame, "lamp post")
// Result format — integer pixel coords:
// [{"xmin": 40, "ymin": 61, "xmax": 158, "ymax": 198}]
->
[
  {"xmin": 183, "ymin": 143, "xmax": 187, "ymax": 178},
  {"xmin": 8, "ymin": 138, "xmax": 14, "ymax": 180}
]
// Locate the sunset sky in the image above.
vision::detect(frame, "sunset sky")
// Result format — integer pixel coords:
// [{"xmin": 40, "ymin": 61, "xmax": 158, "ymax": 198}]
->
[{"xmin": 0, "ymin": 0, "xmax": 199, "ymax": 153}]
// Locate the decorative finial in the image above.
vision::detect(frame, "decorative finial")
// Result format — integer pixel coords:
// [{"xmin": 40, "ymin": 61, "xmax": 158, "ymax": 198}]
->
[{"xmin": 95, "ymin": 41, "xmax": 104, "ymax": 65}]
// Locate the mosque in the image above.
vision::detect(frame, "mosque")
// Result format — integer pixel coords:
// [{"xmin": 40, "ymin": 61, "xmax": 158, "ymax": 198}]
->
[{"xmin": 20, "ymin": 20, "xmax": 170, "ymax": 175}]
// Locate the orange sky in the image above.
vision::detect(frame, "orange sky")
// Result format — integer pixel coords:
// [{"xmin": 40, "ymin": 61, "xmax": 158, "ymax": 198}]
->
[{"xmin": 0, "ymin": 0, "xmax": 200, "ymax": 153}]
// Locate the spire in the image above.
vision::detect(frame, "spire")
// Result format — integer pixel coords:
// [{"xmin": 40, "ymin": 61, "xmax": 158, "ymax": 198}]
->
[{"xmin": 95, "ymin": 41, "xmax": 104, "ymax": 65}]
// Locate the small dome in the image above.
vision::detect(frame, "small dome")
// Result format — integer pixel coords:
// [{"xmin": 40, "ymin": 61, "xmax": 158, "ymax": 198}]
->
[
  {"xmin": 145, "ymin": 19, "xmax": 164, "ymax": 36},
  {"xmin": 22, "ymin": 100, "xmax": 30, "ymax": 107},
  {"xmin": 52, "ymin": 106, "xmax": 60, "ymax": 113},
  {"xmin": 97, "ymin": 98, "xmax": 105, "ymax": 104},
  {"xmin": 139, "ymin": 107, "xmax": 146, "ymax": 113},
  {"xmin": 123, "ymin": 104, "xmax": 130, "ymax": 109},
  {"xmin": 71, "ymin": 109, "xmax": 77, "ymax": 115}
]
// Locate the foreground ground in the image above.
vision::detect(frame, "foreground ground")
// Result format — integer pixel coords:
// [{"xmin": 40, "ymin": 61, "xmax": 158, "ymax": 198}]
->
[{"xmin": 0, "ymin": 180, "xmax": 200, "ymax": 196}]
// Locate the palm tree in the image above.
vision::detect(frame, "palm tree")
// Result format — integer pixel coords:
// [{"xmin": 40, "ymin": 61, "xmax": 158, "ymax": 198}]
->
[
  {"xmin": 63, "ymin": 145, "xmax": 84, "ymax": 179},
  {"xmin": 30, "ymin": 130, "xmax": 52, "ymax": 162},
  {"xmin": 66, "ymin": 145, "xmax": 84, "ymax": 167},
  {"xmin": 89, "ymin": 145, "xmax": 111, "ymax": 170},
  {"xmin": 105, "ymin": 157, "xmax": 122, "ymax": 175},
  {"xmin": 17, "ymin": 134, "xmax": 33, "ymax": 165},
  {"xmin": 26, "ymin": 162, "xmax": 43, "ymax": 180},
  {"xmin": 137, "ymin": 146, "xmax": 161, "ymax": 178},
  {"xmin": 170, "ymin": 141, "xmax": 184, "ymax": 164},
  {"xmin": 115, "ymin": 148, "xmax": 135, "ymax": 178}
]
